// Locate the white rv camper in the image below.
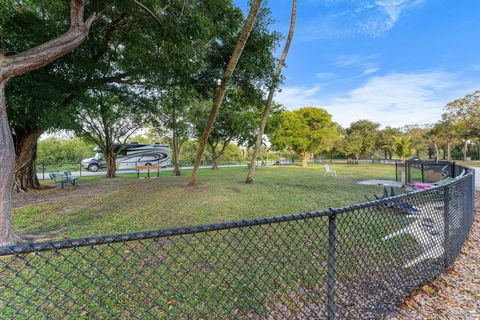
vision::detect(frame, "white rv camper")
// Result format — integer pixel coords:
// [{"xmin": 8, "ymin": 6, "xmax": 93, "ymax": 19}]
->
[{"xmin": 81, "ymin": 142, "xmax": 171, "ymax": 172}]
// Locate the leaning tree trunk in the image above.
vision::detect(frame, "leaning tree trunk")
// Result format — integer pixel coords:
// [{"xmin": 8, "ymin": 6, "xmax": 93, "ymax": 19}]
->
[
  {"xmin": 0, "ymin": 0, "xmax": 97, "ymax": 245},
  {"xmin": 246, "ymin": 0, "xmax": 297, "ymax": 184},
  {"xmin": 188, "ymin": 0, "xmax": 262, "ymax": 187},
  {"xmin": 105, "ymin": 151, "xmax": 116, "ymax": 178},
  {"xmin": 13, "ymin": 128, "xmax": 45, "ymax": 192}
]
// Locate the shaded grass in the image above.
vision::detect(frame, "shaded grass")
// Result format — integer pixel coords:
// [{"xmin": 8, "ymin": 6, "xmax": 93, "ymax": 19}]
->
[
  {"xmin": 2, "ymin": 164, "xmax": 439, "ymax": 319},
  {"xmin": 14, "ymin": 164, "xmax": 396, "ymax": 240}
]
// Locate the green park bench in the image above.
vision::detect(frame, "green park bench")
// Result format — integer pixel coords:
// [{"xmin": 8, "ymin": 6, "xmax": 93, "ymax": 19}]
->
[{"xmin": 49, "ymin": 171, "xmax": 80, "ymax": 189}]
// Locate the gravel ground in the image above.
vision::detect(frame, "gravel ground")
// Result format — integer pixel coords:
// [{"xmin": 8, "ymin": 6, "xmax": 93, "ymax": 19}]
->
[{"xmin": 389, "ymin": 193, "xmax": 480, "ymax": 319}]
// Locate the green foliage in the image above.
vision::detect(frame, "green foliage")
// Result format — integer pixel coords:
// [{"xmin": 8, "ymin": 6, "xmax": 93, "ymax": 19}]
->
[
  {"xmin": 191, "ymin": 89, "xmax": 265, "ymax": 161},
  {"xmin": 37, "ymin": 137, "xmax": 94, "ymax": 165},
  {"xmin": 341, "ymin": 120, "xmax": 380, "ymax": 159},
  {"xmin": 270, "ymin": 107, "xmax": 340, "ymax": 161},
  {"xmin": 444, "ymin": 90, "xmax": 480, "ymax": 140},
  {"xmin": 377, "ymin": 126, "xmax": 401, "ymax": 159},
  {"xmin": 72, "ymin": 87, "xmax": 153, "ymax": 153},
  {"xmin": 390, "ymin": 136, "xmax": 415, "ymax": 161}
]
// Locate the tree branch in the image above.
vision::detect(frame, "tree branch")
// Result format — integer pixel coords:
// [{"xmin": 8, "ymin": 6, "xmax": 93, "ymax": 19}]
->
[
  {"xmin": 0, "ymin": 0, "xmax": 98, "ymax": 81},
  {"xmin": 134, "ymin": 0, "xmax": 166, "ymax": 32}
]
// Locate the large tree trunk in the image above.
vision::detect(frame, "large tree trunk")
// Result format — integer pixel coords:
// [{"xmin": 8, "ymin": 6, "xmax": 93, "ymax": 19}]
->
[
  {"xmin": 209, "ymin": 143, "xmax": 220, "ymax": 170},
  {"xmin": 105, "ymin": 151, "xmax": 116, "ymax": 178},
  {"xmin": 0, "ymin": 0, "xmax": 97, "ymax": 246},
  {"xmin": 173, "ymin": 153, "xmax": 181, "ymax": 176},
  {"xmin": 13, "ymin": 128, "xmax": 45, "ymax": 192},
  {"xmin": 188, "ymin": 0, "xmax": 262, "ymax": 187},
  {"xmin": 301, "ymin": 151, "xmax": 311, "ymax": 168},
  {"xmin": 463, "ymin": 140, "xmax": 468, "ymax": 161},
  {"xmin": 0, "ymin": 82, "xmax": 20, "ymax": 245},
  {"xmin": 246, "ymin": 0, "xmax": 297, "ymax": 184},
  {"xmin": 212, "ymin": 157, "xmax": 219, "ymax": 170}
]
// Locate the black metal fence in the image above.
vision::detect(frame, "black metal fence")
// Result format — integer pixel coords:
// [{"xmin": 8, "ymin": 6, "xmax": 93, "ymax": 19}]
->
[{"xmin": 1, "ymin": 163, "xmax": 475, "ymax": 319}]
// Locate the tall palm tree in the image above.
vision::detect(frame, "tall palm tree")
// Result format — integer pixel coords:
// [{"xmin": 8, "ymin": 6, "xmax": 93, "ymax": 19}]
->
[
  {"xmin": 246, "ymin": 0, "xmax": 297, "ymax": 184},
  {"xmin": 188, "ymin": 0, "xmax": 263, "ymax": 186},
  {"xmin": 391, "ymin": 136, "xmax": 416, "ymax": 162}
]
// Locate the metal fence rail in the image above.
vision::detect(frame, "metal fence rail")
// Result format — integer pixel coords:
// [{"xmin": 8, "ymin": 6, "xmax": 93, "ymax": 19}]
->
[{"xmin": 1, "ymin": 163, "xmax": 475, "ymax": 319}]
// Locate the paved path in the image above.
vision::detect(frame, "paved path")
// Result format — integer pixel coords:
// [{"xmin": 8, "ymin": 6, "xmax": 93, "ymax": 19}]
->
[{"xmin": 473, "ymin": 167, "xmax": 480, "ymax": 190}]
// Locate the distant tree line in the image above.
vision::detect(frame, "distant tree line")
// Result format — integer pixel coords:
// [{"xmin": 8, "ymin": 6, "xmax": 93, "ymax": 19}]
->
[{"xmin": 37, "ymin": 92, "xmax": 480, "ymax": 169}]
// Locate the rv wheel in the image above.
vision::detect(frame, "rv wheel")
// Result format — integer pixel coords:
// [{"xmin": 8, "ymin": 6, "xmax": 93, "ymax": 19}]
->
[
  {"xmin": 145, "ymin": 163, "xmax": 152, "ymax": 166},
  {"xmin": 88, "ymin": 163, "xmax": 100, "ymax": 172}
]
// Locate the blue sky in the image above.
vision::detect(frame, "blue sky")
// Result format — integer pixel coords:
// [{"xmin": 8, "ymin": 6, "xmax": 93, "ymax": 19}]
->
[{"xmin": 236, "ymin": 0, "xmax": 480, "ymax": 127}]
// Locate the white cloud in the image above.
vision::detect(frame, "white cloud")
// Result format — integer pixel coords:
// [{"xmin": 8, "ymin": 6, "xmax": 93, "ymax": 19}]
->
[
  {"xmin": 362, "ymin": 66, "xmax": 380, "ymax": 75},
  {"xmin": 331, "ymin": 54, "xmax": 381, "ymax": 78},
  {"xmin": 275, "ymin": 71, "xmax": 471, "ymax": 127},
  {"xmin": 315, "ymin": 72, "xmax": 336, "ymax": 79},
  {"xmin": 334, "ymin": 54, "xmax": 379, "ymax": 67},
  {"xmin": 377, "ymin": 0, "xmax": 423, "ymax": 27},
  {"xmin": 275, "ymin": 85, "xmax": 323, "ymax": 108},
  {"xmin": 304, "ymin": 0, "xmax": 423, "ymax": 39}
]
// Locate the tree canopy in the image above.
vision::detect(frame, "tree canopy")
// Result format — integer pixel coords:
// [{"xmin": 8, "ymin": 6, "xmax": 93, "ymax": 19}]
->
[{"xmin": 270, "ymin": 107, "xmax": 340, "ymax": 166}]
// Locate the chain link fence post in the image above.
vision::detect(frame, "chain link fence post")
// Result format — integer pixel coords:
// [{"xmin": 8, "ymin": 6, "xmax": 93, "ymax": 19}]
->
[
  {"xmin": 443, "ymin": 185, "xmax": 450, "ymax": 268},
  {"xmin": 421, "ymin": 163, "xmax": 425, "ymax": 183},
  {"xmin": 327, "ymin": 209, "xmax": 337, "ymax": 320}
]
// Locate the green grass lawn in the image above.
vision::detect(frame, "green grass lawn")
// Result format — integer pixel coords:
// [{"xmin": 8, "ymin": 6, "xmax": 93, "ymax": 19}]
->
[
  {"xmin": 3, "ymin": 163, "xmax": 432, "ymax": 319},
  {"xmin": 457, "ymin": 160, "xmax": 480, "ymax": 167},
  {"xmin": 14, "ymin": 163, "xmax": 396, "ymax": 240}
]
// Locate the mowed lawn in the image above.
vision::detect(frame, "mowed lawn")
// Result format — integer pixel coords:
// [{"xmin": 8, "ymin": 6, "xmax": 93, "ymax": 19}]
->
[
  {"xmin": 12, "ymin": 163, "xmax": 395, "ymax": 240},
  {"xmin": 5, "ymin": 163, "xmax": 420, "ymax": 319}
]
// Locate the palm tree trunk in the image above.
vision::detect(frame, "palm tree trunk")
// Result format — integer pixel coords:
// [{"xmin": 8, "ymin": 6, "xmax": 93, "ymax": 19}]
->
[
  {"xmin": 246, "ymin": 0, "xmax": 297, "ymax": 184},
  {"xmin": 187, "ymin": 0, "xmax": 263, "ymax": 187}
]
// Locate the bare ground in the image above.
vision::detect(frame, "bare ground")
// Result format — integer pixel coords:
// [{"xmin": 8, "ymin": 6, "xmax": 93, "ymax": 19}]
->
[{"xmin": 389, "ymin": 193, "xmax": 480, "ymax": 320}]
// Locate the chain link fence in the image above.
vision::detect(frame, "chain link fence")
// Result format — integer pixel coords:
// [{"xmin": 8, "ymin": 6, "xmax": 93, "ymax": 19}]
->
[
  {"xmin": 1, "ymin": 163, "xmax": 475, "ymax": 319},
  {"xmin": 36, "ymin": 160, "xmax": 273, "ymax": 180}
]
